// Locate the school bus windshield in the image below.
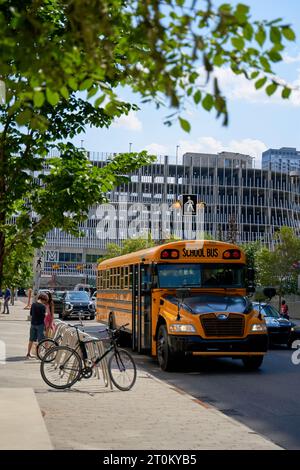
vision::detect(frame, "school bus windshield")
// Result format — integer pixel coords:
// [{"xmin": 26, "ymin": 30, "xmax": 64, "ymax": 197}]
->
[{"xmin": 157, "ymin": 263, "xmax": 245, "ymax": 289}]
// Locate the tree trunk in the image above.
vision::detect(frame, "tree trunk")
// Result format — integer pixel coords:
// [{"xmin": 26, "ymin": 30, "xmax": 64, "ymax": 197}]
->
[{"xmin": 0, "ymin": 217, "xmax": 5, "ymax": 290}]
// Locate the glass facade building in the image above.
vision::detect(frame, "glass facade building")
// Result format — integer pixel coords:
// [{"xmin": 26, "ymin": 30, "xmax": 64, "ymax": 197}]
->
[{"xmin": 40, "ymin": 151, "xmax": 300, "ymax": 288}]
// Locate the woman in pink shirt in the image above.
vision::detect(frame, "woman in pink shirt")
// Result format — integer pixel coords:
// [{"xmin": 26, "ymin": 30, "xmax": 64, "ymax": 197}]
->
[{"xmin": 44, "ymin": 291, "xmax": 55, "ymax": 337}]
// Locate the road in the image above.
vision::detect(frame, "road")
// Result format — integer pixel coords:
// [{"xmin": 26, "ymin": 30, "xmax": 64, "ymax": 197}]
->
[{"xmin": 84, "ymin": 322, "xmax": 300, "ymax": 450}]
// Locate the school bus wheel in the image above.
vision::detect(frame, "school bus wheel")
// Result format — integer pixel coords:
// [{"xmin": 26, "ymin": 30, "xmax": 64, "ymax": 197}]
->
[
  {"xmin": 242, "ymin": 355, "xmax": 264, "ymax": 370},
  {"xmin": 156, "ymin": 325, "xmax": 177, "ymax": 371}
]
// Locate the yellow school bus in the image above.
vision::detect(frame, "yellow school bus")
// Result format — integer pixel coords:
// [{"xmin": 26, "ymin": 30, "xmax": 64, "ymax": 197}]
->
[{"xmin": 96, "ymin": 240, "xmax": 268, "ymax": 371}]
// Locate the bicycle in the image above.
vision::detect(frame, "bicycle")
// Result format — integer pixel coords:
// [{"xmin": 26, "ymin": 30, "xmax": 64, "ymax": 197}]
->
[
  {"xmin": 40, "ymin": 323, "xmax": 137, "ymax": 391},
  {"xmin": 36, "ymin": 320, "xmax": 85, "ymax": 361}
]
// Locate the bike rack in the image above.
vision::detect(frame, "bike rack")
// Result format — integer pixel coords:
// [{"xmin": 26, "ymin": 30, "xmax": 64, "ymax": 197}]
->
[{"xmin": 52, "ymin": 320, "xmax": 113, "ymax": 390}]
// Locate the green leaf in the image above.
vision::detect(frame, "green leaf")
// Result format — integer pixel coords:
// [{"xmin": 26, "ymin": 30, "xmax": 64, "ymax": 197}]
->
[
  {"xmin": 46, "ymin": 88, "xmax": 60, "ymax": 106},
  {"xmin": 282, "ymin": 87, "xmax": 291, "ymax": 99},
  {"xmin": 15, "ymin": 109, "xmax": 32, "ymax": 126},
  {"xmin": 231, "ymin": 36, "xmax": 245, "ymax": 50},
  {"xmin": 243, "ymin": 23, "xmax": 253, "ymax": 41},
  {"xmin": 68, "ymin": 78, "xmax": 78, "ymax": 90},
  {"xmin": 282, "ymin": 27, "xmax": 296, "ymax": 41},
  {"xmin": 251, "ymin": 71, "xmax": 260, "ymax": 79},
  {"xmin": 259, "ymin": 56, "xmax": 272, "ymax": 72},
  {"xmin": 60, "ymin": 86, "xmax": 69, "ymax": 100},
  {"xmin": 202, "ymin": 94, "xmax": 214, "ymax": 111},
  {"xmin": 268, "ymin": 50, "xmax": 282, "ymax": 62},
  {"xmin": 255, "ymin": 26, "xmax": 266, "ymax": 47},
  {"xmin": 179, "ymin": 117, "xmax": 191, "ymax": 132},
  {"xmin": 270, "ymin": 26, "xmax": 282, "ymax": 44},
  {"xmin": 193, "ymin": 90, "xmax": 202, "ymax": 104},
  {"xmin": 94, "ymin": 95, "xmax": 106, "ymax": 108},
  {"xmin": 235, "ymin": 3, "xmax": 250, "ymax": 22},
  {"xmin": 33, "ymin": 91, "xmax": 45, "ymax": 108},
  {"xmin": 79, "ymin": 79, "xmax": 93, "ymax": 91},
  {"xmin": 266, "ymin": 82, "xmax": 278, "ymax": 96},
  {"xmin": 255, "ymin": 77, "xmax": 267, "ymax": 89}
]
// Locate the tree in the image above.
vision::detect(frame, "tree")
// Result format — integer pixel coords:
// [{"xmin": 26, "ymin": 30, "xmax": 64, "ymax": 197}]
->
[
  {"xmin": 0, "ymin": 1, "xmax": 296, "ymax": 286},
  {"xmin": 3, "ymin": 239, "xmax": 33, "ymax": 291},
  {"xmin": 240, "ymin": 241, "xmax": 261, "ymax": 270},
  {"xmin": 102, "ymin": 237, "xmax": 156, "ymax": 260},
  {"xmin": 256, "ymin": 227, "xmax": 300, "ymax": 307}
]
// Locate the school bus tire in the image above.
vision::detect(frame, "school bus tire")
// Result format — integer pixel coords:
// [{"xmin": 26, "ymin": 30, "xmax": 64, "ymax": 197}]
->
[
  {"xmin": 156, "ymin": 325, "xmax": 176, "ymax": 371},
  {"xmin": 242, "ymin": 355, "xmax": 264, "ymax": 370}
]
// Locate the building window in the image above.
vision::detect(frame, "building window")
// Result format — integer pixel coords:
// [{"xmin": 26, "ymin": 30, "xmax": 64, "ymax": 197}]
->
[
  {"xmin": 59, "ymin": 252, "xmax": 82, "ymax": 262},
  {"xmin": 86, "ymin": 254, "xmax": 100, "ymax": 263}
]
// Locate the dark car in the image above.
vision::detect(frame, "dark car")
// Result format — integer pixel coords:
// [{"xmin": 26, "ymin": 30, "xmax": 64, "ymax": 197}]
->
[
  {"xmin": 253, "ymin": 302, "xmax": 300, "ymax": 348},
  {"xmin": 60, "ymin": 290, "xmax": 95, "ymax": 320},
  {"xmin": 52, "ymin": 291, "xmax": 65, "ymax": 317}
]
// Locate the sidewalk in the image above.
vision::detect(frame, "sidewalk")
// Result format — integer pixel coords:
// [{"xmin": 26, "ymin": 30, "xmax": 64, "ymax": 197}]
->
[{"xmin": 0, "ymin": 301, "xmax": 281, "ymax": 450}]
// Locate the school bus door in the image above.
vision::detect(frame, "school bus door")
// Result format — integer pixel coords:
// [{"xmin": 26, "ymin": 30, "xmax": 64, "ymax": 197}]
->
[{"xmin": 132, "ymin": 264, "xmax": 151, "ymax": 353}]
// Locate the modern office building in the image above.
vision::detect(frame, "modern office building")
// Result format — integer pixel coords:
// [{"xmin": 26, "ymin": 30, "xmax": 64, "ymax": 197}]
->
[
  {"xmin": 262, "ymin": 147, "xmax": 300, "ymax": 173},
  {"xmin": 40, "ymin": 150, "xmax": 300, "ymax": 288}
]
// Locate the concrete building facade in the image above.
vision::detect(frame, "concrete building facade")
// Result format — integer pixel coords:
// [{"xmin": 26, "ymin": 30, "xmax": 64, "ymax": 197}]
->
[{"xmin": 40, "ymin": 151, "xmax": 300, "ymax": 288}]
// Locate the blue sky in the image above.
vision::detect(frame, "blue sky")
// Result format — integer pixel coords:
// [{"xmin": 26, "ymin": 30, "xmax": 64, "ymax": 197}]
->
[{"xmin": 72, "ymin": 0, "xmax": 300, "ymax": 168}]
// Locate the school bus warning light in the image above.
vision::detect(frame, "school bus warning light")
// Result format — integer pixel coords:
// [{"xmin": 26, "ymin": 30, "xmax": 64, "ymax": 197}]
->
[
  {"xmin": 160, "ymin": 249, "xmax": 179, "ymax": 259},
  {"xmin": 223, "ymin": 249, "xmax": 241, "ymax": 260}
]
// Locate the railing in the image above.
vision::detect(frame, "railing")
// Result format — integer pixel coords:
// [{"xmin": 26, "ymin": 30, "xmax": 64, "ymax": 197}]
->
[{"xmin": 52, "ymin": 320, "xmax": 113, "ymax": 390}]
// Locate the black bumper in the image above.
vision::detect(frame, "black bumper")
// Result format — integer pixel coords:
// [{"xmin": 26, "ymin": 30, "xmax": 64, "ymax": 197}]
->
[{"xmin": 168, "ymin": 334, "xmax": 269, "ymax": 355}]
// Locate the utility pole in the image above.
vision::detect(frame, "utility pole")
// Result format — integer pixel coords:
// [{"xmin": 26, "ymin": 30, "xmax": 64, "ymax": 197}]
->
[{"xmin": 32, "ymin": 249, "xmax": 43, "ymax": 299}]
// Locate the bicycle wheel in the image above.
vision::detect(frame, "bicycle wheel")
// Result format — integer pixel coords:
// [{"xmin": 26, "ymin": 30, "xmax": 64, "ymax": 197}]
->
[
  {"xmin": 40, "ymin": 346, "xmax": 82, "ymax": 390},
  {"xmin": 108, "ymin": 349, "xmax": 137, "ymax": 391},
  {"xmin": 37, "ymin": 339, "xmax": 58, "ymax": 361}
]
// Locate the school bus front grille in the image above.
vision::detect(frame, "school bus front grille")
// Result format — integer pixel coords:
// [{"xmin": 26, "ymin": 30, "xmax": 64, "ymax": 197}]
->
[{"xmin": 200, "ymin": 314, "xmax": 245, "ymax": 337}]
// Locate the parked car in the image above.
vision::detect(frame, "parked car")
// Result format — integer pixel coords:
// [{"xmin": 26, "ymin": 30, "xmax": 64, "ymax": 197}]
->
[
  {"xmin": 253, "ymin": 302, "xmax": 300, "ymax": 348},
  {"xmin": 17, "ymin": 288, "xmax": 26, "ymax": 296},
  {"xmin": 59, "ymin": 290, "xmax": 95, "ymax": 320},
  {"xmin": 52, "ymin": 291, "xmax": 65, "ymax": 317}
]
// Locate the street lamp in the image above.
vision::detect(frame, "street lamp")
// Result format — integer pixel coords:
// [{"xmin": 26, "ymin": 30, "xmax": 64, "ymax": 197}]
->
[{"xmin": 129, "ymin": 142, "xmax": 133, "ymax": 153}]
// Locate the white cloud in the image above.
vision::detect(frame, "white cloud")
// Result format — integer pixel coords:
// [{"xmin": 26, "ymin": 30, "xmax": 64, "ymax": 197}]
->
[
  {"xmin": 113, "ymin": 111, "xmax": 142, "ymax": 131},
  {"xmin": 143, "ymin": 143, "xmax": 169, "ymax": 155},
  {"xmin": 283, "ymin": 53, "xmax": 300, "ymax": 64},
  {"xmin": 178, "ymin": 137, "xmax": 267, "ymax": 168},
  {"xmin": 199, "ymin": 66, "xmax": 300, "ymax": 107}
]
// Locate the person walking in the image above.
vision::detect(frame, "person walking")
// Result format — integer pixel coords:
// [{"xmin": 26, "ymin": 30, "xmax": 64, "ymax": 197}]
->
[
  {"xmin": 2, "ymin": 287, "xmax": 11, "ymax": 314},
  {"xmin": 44, "ymin": 291, "xmax": 55, "ymax": 338},
  {"xmin": 26, "ymin": 292, "xmax": 48, "ymax": 358},
  {"xmin": 281, "ymin": 300, "xmax": 289, "ymax": 320},
  {"xmin": 24, "ymin": 287, "xmax": 32, "ymax": 310}
]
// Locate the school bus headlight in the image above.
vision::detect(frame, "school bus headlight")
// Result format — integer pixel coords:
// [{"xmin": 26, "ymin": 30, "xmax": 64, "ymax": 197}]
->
[
  {"xmin": 169, "ymin": 324, "xmax": 196, "ymax": 333},
  {"xmin": 251, "ymin": 323, "xmax": 267, "ymax": 332}
]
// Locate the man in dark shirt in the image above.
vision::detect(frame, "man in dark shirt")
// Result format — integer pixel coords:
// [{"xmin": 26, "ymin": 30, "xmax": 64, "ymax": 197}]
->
[
  {"xmin": 2, "ymin": 287, "xmax": 11, "ymax": 314},
  {"xmin": 26, "ymin": 292, "xmax": 48, "ymax": 359}
]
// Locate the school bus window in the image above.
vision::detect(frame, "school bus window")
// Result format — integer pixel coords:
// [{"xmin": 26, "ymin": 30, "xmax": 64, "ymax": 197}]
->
[
  {"xmin": 124, "ymin": 266, "xmax": 129, "ymax": 288},
  {"xmin": 120, "ymin": 267, "xmax": 124, "ymax": 289}
]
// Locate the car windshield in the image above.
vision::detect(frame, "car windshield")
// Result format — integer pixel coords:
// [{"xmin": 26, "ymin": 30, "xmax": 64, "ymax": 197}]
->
[
  {"xmin": 180, "ymin": 294, "xmax": 250, "ymax": 314},
  {"xmin": 254, "ymin": 304, "xmax": 280, "ymax": 318},
  {"xmin": 67, "ymin": 292, "xmax": 89, "ymax": 301},
  {"xmin": 157, "ymin": 263, "xmax": 245, "ymax": 288}
]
